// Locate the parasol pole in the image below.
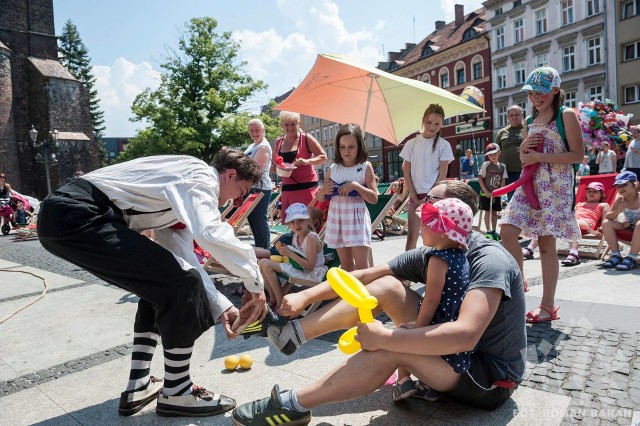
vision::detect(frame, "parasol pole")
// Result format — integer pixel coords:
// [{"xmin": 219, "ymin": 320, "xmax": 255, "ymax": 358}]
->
[{"xmin": 362, "ymin": 73, "xmax": 377, "ymax": 134}]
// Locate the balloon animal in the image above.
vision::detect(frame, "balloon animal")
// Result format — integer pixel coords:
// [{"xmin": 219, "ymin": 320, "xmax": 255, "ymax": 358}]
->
[{"xmin": 326, "ymin": 267, "xmax": 378, "ymax": 354}]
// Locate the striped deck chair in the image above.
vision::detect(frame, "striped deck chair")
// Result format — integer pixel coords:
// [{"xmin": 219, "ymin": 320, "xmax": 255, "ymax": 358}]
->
[
  {"xmin": 227, "ymin": 192, "xmax": 264, "ymax": 235},
  {"xmin": 367, "ymin": 193, "xmax": 400, "ymax": 240}
]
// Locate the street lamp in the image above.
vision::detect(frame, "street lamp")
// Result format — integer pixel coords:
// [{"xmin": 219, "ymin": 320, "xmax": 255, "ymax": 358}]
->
[{"xmin": 29, "ymin": 125, "xmax": 58, "ymax": 195}]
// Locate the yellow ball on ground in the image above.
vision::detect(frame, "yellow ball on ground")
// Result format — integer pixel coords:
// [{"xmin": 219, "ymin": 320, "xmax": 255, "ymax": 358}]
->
[
  {"xmin": 224, "ymin": 355, "xmax": 240, "ymax": 370},
  {"xmin": 238, "ymin": 354, "xmax": 254, "ymax": 369}
]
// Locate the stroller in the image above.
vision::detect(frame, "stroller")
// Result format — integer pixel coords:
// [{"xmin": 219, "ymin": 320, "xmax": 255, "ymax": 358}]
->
[{"xmin": 0, "ymin": 192, "xmax": 34, "ymax": 235}]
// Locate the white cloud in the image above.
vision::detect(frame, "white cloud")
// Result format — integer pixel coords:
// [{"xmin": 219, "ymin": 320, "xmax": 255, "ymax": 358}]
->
[{"xmin": 93, "ymin": 58, "xmax": 161, "ymax": 136}]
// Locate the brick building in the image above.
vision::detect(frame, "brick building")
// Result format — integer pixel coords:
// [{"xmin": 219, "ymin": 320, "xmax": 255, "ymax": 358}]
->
[
  {"xmin": 378, "ymin": 4, "xmax": 492, "ymax": 181},
  {"xmin": 0, "ymin": 0, "xmax": 101, "ymax": 199}
]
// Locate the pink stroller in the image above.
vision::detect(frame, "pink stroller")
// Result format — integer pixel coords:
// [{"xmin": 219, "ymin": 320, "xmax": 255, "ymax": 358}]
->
[{"xmin": 0, "ymin": 193, "xmax": 31, "ymax": 235}]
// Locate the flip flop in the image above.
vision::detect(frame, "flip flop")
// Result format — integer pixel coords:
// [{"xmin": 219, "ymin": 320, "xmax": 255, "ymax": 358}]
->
[
  {"xmin": 522, "ymin": 247, "xmax": 535, "ymax": 260},
  {"xmin": 526, "ymin": 305, "xmax": 560, "ymax": 323}
]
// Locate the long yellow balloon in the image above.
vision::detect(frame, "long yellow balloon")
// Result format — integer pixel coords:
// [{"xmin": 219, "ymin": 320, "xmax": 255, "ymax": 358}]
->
[{"xmin": 326, "ymin": 267, "xmax": 378, "ymax": 354}]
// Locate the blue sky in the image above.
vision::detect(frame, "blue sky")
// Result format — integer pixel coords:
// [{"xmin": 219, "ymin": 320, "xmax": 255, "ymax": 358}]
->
[{"xmin": 53, "ymin": 0, "xmax": 484, "ymax": 136}]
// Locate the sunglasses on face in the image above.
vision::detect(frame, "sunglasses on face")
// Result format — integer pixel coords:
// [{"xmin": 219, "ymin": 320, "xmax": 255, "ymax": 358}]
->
[{"xmin": 425, "ymin": 194, "xmax": 445, "ymax": 203}]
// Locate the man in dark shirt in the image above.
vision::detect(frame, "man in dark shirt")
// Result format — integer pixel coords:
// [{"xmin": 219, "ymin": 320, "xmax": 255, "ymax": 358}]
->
[
  {"xmin": 232, "ymin": 180, "xmax": 526, "ymax": 425},
  {"xmin": 495, "ymin": 106, "xmax": 524, "ymax": 196}
]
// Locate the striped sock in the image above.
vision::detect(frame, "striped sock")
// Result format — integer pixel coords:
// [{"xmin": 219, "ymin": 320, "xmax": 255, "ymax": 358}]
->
[
  {"xmin": 124, "ymin": 331, "xmax": 160, "ymax": 392},
  {"xmin": 161, "ymin": 346, "xmax": 194, "ymax": 396}
]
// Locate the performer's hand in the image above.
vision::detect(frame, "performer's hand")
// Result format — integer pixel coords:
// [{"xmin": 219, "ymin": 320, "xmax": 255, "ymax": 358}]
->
[
  {"xmin": 220, "ymin": 306, "xmax": 240, "ymax": 339},
  {"xmin": 240, "ymin": 291, "xmax": 268, "ymax": 324}
]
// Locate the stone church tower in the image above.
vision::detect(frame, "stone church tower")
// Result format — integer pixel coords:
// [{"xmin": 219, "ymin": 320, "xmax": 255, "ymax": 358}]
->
[{"xmin": 0, "ymin": 0, "xmax": 102, "ymax": 199}]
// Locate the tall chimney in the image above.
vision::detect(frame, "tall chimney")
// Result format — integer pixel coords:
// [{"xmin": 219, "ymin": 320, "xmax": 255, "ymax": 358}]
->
[
  {"xmin": 455, "ymin": 4, "xmax": 464, "ymax": 28},
  {"xmin": 435, "ymin": 20, "xmax": 445, "ymax": 30}
]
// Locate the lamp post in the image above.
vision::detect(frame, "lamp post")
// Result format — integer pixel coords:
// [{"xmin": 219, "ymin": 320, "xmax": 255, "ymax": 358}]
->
[{"xmin": 29, "ymin": 125, "xmax": 58, "ymax": 195}]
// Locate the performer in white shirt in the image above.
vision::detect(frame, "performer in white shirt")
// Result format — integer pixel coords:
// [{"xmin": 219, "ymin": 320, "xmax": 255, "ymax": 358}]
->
[{"xmin": 37, "ymin": 149, "xmax": 272, "ymax": 418}]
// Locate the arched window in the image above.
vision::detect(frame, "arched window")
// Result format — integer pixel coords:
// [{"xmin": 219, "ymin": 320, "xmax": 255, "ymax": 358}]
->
[
  {"xmin": 462, "ymin": 28, "xmax": 477, "ymax": 41},
  {"xmin": 455, "ymin": 61, "xmax": 466, "ymax": 85},
  {"xmin": 421, "ymin": 42, "xmax": 434, "ymax": 58},
  {"xmin": 421, "ymin": 74, "xmax": 431, "ymax": 84},
  {"xmin": 439, "ymin": 68, "xmax": 449, "ymax": 89},
  {"xmin": 471, "ymin": 55, "xmax": 483, "ymax": 80}
]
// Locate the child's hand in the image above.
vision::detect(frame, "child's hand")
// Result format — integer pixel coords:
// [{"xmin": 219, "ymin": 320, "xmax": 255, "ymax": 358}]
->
[
  {"xmin": 410, "ymin": 194, "xmax": 422, "ymax": 206},
  {"xmin": 339, "ymin": 181, "xmax": 357, "ymax": 196},
  {"xmin": 398, "ymin": 321, "xmax": 416, "ymax": 329},
  {"xmin": 320, "ymin": 180, "xmax": 335, "ymax": 196},
  {"xmin": 277, "ymin": 244, "xmax": 289, "ymax": 256}
]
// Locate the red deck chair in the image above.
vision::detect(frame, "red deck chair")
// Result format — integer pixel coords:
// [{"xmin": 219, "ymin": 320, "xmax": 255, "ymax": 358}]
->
[{"xmin": 558, "ymin": 173, "xmax": 617, "ymax": 259}]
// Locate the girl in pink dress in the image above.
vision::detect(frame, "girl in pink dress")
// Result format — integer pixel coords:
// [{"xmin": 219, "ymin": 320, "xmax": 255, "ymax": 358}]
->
[{"xmin": 319, "ymin": 124, "xmax": 378, "ymax": 271}]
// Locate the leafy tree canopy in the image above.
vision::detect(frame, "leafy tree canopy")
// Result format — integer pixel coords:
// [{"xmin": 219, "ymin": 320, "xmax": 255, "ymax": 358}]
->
[{"xmin": 119, "ymin": 17, "xmax": 272, "ymax": 164}]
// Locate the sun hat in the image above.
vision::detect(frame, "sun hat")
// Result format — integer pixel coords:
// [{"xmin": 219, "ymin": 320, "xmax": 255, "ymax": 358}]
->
[
  {"xmin": 613, "ymin": 171, "xmax": 638, "ymax": 186},
  {"xmin": 420, "ymin": 198, "xmax": 473, "ymax": 250},
  {"xmin": 285, "ymin": 203, "xmax": 310, "ymax": 223},
  {"xmin": 485, "ymin": 143, "xmax": 500, "ymax": 156},
  {"xmin": 520, "ymin": 66, "xmax": 561, "ymax": 94},
  {"xmin": 586, "ymin": 182, "xmax": 604, "ymax": 192}
]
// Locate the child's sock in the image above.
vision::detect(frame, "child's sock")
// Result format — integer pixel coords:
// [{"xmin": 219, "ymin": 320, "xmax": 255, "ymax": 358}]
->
[
  {"xmin": 627, "ymin": 253, "xmax": 638, "ymax": 260},
  {"xmin": 397, "ymin": 375, "xmax": 412, "ymax": 385},
  {"xmin": 569, "ymin": 249, "xmax": 579, "ymax": 256},
  {"xmin": 266, "ymin": 319, "xmax": 306, "ymax": 355},
  {"xmin": 279, "ymin": 389, "xmax": 310, "ymax": 413}
]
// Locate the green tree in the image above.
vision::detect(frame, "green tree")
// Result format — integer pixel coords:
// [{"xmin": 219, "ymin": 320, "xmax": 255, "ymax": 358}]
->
[
  {"xmin": 58, "ymin": 19, "xmax": 106, "ymax": 143},
  {"xmin": 119, "ymin": 17, "xmax": 266, "ymax": 163}
]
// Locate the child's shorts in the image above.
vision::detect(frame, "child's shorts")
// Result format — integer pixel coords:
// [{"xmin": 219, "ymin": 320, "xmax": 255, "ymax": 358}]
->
[
  {"xmin": 280, "ymin": 264, "xmax": 327, "ymax": 283},
  {"xmin": 479, "ymin": 196, "xmax": 502, "ymax": 212}
]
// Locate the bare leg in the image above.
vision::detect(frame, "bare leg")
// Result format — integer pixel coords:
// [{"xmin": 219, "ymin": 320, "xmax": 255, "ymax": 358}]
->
[
  {"xmin": 352, "ymin": 246, "xmax": 370, "ymax": 271},
  {"xmin": 299, "ymin": 275, "xmax": 421, "ymax": 341},
  {"xmin": 630, "ymin": 224, "xmax": 640, "ymax": 255},
  {"xmin": 405, "ymin": 203, "xmax": 420, "ymax": 251},
  {"xmin": 483, "ymin": 209, "xmax": 491, "ymax": 232},
  {"xmin": 259, "ymin": 259, "xmax": 283, "ymax": 306},
  {"xmin": 337, "ymin": 247, "xmax": 354, "ymax": 272},
  {"xmin": 534, "ymin": 235, "xmax": 559, "ymax": 319},
  {"xmin": 491, "ymin": 211, "xmax": 499, "ymax": 231},
  {"xmin": 601, "ymin": 219, "xmax": 623, "ymax": 253},
  {"xmin": 296, "ymin": 349, "xmax": 459, "ymax": 409}
]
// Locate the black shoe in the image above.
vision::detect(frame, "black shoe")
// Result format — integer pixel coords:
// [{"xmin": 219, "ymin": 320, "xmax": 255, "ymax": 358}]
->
[
  {"xmin": 156, "ymin": 385, "xmax": 236, "ymax": 417},
  {"xmin": 239, "ymin": 307, "xmax": 288, "ymax": 339},
  {"xmin": 118, "ymin": 376, "xmax": 164, "ymax": 416},
  {"xmin": 231, "ymin": 384, "xmax": 311, "ymax": 426}
]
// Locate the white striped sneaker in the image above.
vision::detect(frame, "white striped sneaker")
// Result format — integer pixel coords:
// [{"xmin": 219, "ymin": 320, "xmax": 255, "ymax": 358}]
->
[{"xmin": 156, "ymin": 385, "xmax": 236, "ymax": 417}]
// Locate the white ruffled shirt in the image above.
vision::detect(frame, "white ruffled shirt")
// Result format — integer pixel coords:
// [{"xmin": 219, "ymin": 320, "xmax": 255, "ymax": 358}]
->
[{"xmin": 82, "ymin": 155, "xmax": 263, "ymax": 320}]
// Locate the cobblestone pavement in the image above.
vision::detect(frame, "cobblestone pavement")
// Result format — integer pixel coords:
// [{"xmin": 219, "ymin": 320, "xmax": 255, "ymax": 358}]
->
[{"xmin": 1, "ymin": 236, "xmax": 639, "ymax": 424}]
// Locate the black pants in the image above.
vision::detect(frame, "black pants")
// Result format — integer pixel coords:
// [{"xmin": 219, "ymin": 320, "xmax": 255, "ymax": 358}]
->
[{"xmin": 37, "ymin": 179, "xmax": 214, "ymax": 348}]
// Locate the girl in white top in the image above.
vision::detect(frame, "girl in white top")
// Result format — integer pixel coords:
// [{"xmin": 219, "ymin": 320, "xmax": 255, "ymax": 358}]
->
[
  {"xmin": 400, "ymin": 104, "xmax": 454, "ymax": 251},
  {"xmin": 596, "ymin": 141, "xmax": 617, "ymax": 174},
  {"xmin": 319, "ymin": 124, "xmax": 378, "ymax": 271},
  {"xmin": 258, "ymin": 203, "xmax": 327, "ymax": 309}
]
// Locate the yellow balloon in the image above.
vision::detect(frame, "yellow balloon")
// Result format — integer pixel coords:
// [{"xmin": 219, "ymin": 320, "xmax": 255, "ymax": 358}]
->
[
  {"xmin": 239, "ymin": 354, "xmax": 254, "ymax": 369},
  {"xmin": 326, "ymin": 267, "xmax": 378, "ymax": 355},
  {"xmin": 224, "ymin": 355, "xmax": 239, "ymax": 370}
]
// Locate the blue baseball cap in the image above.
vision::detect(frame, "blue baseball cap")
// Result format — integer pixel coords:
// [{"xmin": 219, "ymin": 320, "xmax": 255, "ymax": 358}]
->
[
  {"xmin": 613, "ymin": 171, "xmax": 638, "ymax": 186},
  {"xmin": 521, "ymin": 66, "xmax": 561, "ymax": 94}
]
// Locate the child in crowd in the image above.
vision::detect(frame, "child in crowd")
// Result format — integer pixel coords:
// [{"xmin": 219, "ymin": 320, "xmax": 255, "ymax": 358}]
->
[
  {"xmin": 576, "ymin": 155, "xmax": 591, "ymax": 179},
  {"xmin": 13, "ymin": 200, "xmax": 31, "ymax": 226},
  {"xmin": 400, "ymin": 104, "xmax": 454, "ymax": 251},
  {"xmin": 522, "ymin": 181, "xmax": 610, "ymax": 266},
  {"xmin": 601, "ymin": 171, "xmax": 640, "ymax": 271},
  {"xmin": 500, "ymin": 66, "xmax": 583, "ymax": 323},
  {"xmin": 459, "ymin": 149, "xmax": 475, "ymax": 180},
  {"xmin": 477, "ymin": 143, "xmax": 508, "ymax": 233},
  {"xmin": 392, "ymin": 198, "xmax": 473, "ymax": 402},
  {"xmin": 319, "ymin": 124, "xmax": 378, "ymax": 271},
  {"xmin": 258, "ymin": 203, "xmax": 327, "ymax": 309}
]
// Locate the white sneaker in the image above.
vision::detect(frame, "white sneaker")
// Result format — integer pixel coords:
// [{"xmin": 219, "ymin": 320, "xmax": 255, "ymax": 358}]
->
[
  {"xmin": 118, "ymin": 376, "xmax": 164, "ymax": 416},
  {"xmin": 156, "ymin": 385, "xmax": 236, "ymax": 417}
]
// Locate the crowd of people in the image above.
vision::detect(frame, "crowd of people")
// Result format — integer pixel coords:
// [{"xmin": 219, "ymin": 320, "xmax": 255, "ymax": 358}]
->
[{"xmin": 1, "ymin": 64, "xmax": 635, "ymax": 422}]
